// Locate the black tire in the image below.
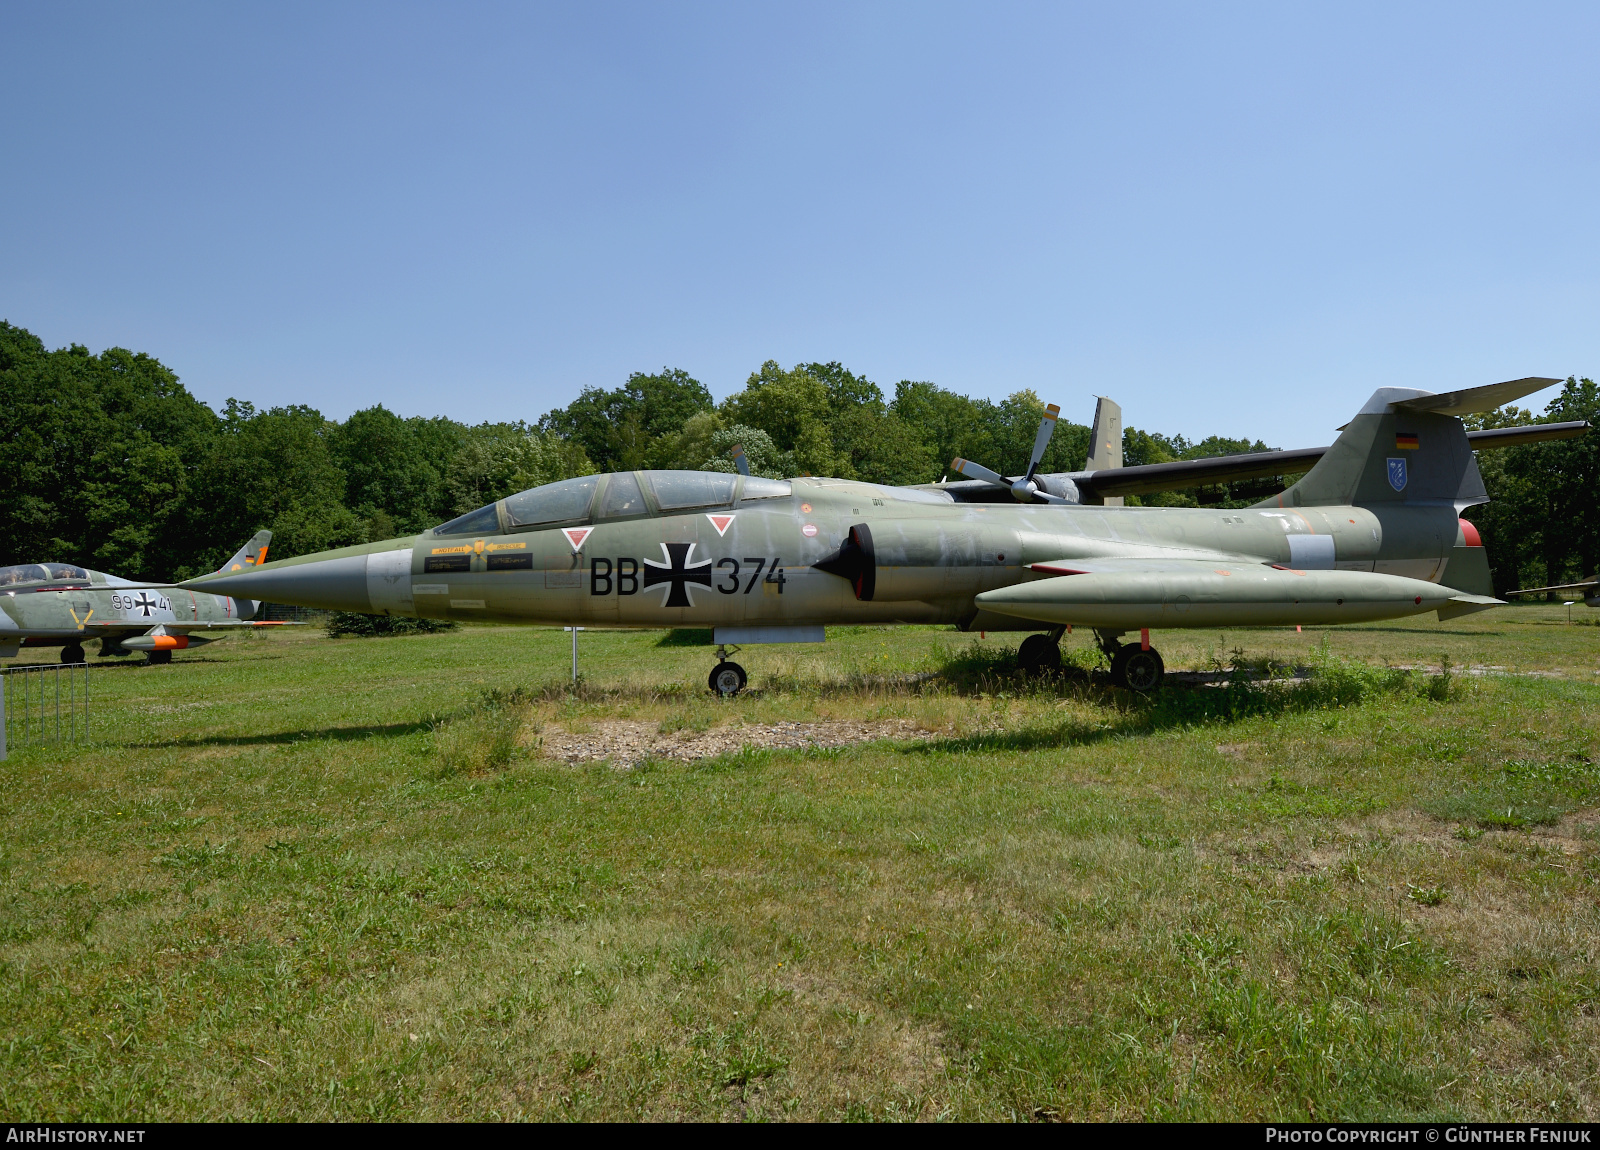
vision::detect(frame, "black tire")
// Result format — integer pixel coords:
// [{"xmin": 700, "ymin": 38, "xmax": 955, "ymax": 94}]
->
[
  {"xmin": 1017, "ymin": 634, "xmax": 1062, "ymax": 675},
  {"xmin": 60, "ymin": 643, "xmax": 86, "ymax": 665},
  {"xmin": 146, "ymin": 650, "xmax": 173, "ymax": 666},
  {"xmin": 1111, "ymin": 645, "xmax": 1164, "ymax": 692},
  {"xmin": 708, "ymin": 661, "xmax": 748, "ymax": 697}
]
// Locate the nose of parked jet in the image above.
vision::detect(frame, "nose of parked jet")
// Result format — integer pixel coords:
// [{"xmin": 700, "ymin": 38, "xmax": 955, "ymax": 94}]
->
[{"xmin": 180, "ymin": 548, "xmax": 385, "ymax": 613}]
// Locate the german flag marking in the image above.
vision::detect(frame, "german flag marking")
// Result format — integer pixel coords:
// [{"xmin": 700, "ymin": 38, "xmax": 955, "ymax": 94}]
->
[{"xmin": 1395, "ymin": 433, "xmax": 1420, "ymax": 450}]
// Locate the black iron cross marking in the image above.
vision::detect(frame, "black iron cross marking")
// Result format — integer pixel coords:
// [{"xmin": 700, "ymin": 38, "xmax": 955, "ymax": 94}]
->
[
  {"xmin": 642, "ymin": 542, "xmax": 713, "ymax": 608},
  {"xmin": 132, "ymin": 593, "xmax": 158, "ymax": 617}
]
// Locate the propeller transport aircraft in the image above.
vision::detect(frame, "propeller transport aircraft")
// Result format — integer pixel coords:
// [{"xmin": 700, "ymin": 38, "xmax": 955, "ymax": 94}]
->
[
  {"xmin": 181, "ymin": 380, "xmax": 1588, "ymax": 695},
  {"xmin": 1, "ymin": 531, "xmax": 296, "ymax": 665}
]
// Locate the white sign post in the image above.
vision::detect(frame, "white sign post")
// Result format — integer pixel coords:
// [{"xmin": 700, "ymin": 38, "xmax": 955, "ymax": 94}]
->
[{"xmin": 563, "ymin": 627, "xmax": 584, "ymax": 680}]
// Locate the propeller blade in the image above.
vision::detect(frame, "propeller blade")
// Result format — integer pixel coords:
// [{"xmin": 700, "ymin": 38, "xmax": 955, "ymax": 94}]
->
[
  {"xmin": 950, "ymin": 457, "xmax": 1010, "ymax": 487},
  {"xmin": 1022, "ymin": 403, "xmax": 1061, "ymax": 484}
]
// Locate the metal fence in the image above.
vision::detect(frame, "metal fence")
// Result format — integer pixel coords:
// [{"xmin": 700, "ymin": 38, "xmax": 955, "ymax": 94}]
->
[{"xmin": 1, "ymin": 662, "xmax": 92, "ymax": 759}]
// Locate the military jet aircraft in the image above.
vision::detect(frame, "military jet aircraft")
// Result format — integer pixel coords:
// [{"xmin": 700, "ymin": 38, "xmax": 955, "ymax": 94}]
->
[
  {"xmin": 1, "ymin": 531, "xmax": 291, "ymax": 665},
  {"xmin": 181, "ymin": 379, "xmax": 1586, "ymax": 694}
]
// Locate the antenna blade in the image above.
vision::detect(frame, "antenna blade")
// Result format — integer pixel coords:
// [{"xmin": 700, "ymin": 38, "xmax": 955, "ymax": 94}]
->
[
  {"xmin": 951, "ymin": 457, "xmax": 1009, "ymax": 487},
  {"xmin": 731, "ymin": 444, "xmax": 750, "ymax": 476}
]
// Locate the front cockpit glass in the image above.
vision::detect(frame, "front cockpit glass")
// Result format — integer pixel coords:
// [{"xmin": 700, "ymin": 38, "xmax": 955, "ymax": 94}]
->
[
  {"xmin": 503, "ymin": 475, "xmax": 601, "ymax": 528},
  {"xmin": 433, "ymin": 503, "xmax": 503, "ymax": 537},
  {"xmin": 0, "ymin": 564, "xmax": 49, "ymax": 586},
  {"xmin": 598, "ymin": 472, "xmax": 647, "ymax": 518},
  {"xmin": 739, "ymin": 478, "xmax": 792, "ymax": 501},
  {"xmin": 0, "ymin": 564, "xmax": 87, "ymax": 586},
  {"xmin": 644, "ymin": 471, "xmax": 738, "ymax": 510}
]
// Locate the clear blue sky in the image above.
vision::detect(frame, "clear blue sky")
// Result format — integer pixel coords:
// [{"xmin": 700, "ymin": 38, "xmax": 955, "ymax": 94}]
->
[{"xmin": 3, "ymin": 2, "xmax": 1596, "ymax": 446}]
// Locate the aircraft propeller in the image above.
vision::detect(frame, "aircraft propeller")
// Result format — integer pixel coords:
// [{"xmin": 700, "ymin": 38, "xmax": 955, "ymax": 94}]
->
[{"xmin": 950, "ymin": 403, "xmax": 1069, "ymax": 504}]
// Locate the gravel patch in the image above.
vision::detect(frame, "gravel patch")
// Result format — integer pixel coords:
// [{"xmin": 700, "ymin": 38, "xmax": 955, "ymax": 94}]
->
[{"xmin": 539, "ymin": 718, "xmax": 935, "ymax": 767}]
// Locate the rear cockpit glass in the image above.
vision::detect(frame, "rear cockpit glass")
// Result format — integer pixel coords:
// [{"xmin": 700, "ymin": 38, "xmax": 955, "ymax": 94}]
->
[
  {"xmin": 643, "ymin": 471, "xmax": 738, "ymax": 510},
  {"xmin": 0, "ymin": 563, "xmax": 88, "ymax": 586},
  {"xmin": 432, "ymin": 503, "xmax": 502, "ymax": 537},
  {"xmin": 598, "ymin": 472, "xmax": 647, "ymax": 518},
  {"xmin": 739, "ymin": 478, "xmax": 792, "ymax": 500},
  {"xmin": 504, "ymin": 475, "xmax": 601, "ymax": 528}
]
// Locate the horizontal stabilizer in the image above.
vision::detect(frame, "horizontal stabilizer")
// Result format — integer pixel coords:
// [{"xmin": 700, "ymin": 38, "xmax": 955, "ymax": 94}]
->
[{"xmin": 1392, "ymin": 377, "xmax": 1562, "ymax": 416}]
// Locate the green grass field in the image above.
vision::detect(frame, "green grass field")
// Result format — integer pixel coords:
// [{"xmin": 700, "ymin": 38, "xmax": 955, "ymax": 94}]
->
[{"xmin": 2, "ymin": 606, "xmax": 1598, "ymax": 1121}]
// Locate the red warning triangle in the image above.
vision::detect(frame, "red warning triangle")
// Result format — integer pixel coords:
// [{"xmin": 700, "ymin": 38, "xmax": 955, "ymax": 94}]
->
[
  {"xmin": 562, "ymin": 526, "xmax": 594, "ymax": 551},
  {"xmin": 706, "ymin": 514, "xmax": 735, "ymax": 537}
]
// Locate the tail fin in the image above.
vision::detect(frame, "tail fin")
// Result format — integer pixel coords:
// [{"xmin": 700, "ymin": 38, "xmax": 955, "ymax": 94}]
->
[
  {"xmin": 1084, "ymin": 396, "xmax": 1124, "ymax": 506},
  {"xmin": 220, "ymin": 530, "xmax": 272, "ymax": 573},
  {"xmin": 1262, "ymin": 379, "xmax": 1558, "ymax": 510}
]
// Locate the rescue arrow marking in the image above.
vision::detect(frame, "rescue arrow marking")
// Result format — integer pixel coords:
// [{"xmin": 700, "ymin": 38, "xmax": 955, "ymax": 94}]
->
[
  {"xmin": 562, "ymin": 527, "xmax": 594, "ymax": 552},
  {"xmin": 706, "ymin": 514, "xmax": 735, "ymax": 537}
]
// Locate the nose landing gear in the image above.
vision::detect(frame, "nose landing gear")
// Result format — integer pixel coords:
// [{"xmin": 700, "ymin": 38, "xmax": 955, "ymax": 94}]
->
[
  {"xmin": 1097, "ymin": 629, "xmax": 1165, "ymax": 692},
  {"xmin": 708, "ymin": 644, "xmax": 748, "ymax": 697}
]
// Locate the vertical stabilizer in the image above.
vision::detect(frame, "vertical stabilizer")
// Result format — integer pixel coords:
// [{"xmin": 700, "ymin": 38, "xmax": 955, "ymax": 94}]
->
[
  {"xmin": 1085, "ymin": 396, "xmax": 1124, "ymax": 507},
  {"xmin": 1261, "ymin": 389, "xmax": 1488, "ymax": 510},
  {"xmin": 221, "ymin": 530, "xmax": 273, "ymax": 573}
]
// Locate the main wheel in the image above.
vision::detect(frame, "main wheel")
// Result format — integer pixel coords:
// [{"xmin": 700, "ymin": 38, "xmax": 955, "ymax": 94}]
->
[
  {"xmin": 1110, "ymin": 645, "xmax": 1164, "ymax": 692},
  {"xmin": 60, "ymin": 643, "xmax": 86, "ymax": 665},
  {"xmin": 146, "ymin": 650, "xmax": 173, "ymax": 666},
  {"xmin": 1017, "ymin": 634, "xmax": 1062, "ymax": 675},
  {"xmin": 708, "ymin": 661, "xmax": 748, "ymax": 697}
]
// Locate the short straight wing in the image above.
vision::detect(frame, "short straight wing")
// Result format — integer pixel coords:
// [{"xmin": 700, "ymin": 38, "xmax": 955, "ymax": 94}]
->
[
  {"xmin": 1072, "ymin": 421, "xmax": 1589, "ymax": 500},
  {"xmin": 1503, "ymin": 579, "xmax": 1600, "ymax": 597}
]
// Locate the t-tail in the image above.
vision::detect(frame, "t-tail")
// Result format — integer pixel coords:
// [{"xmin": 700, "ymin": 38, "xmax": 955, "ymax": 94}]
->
[{"xmin": 1258, "ymin": 378, "xmax": 1560, "ymax": 601}]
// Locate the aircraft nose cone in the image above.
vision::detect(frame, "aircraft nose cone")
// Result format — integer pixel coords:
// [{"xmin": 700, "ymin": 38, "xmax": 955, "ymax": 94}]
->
[{"xmin": 181, "ymin": 554, "xmax": 374, "ymax": 613}]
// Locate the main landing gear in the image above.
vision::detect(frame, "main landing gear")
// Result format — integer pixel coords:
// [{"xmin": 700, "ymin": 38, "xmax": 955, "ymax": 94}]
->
[
  {"xmin": 1017, "ymin": 627, "xmax": 1065, "ymax": 675},
  {"xmin": 60, "ymin": 643, "xmax": 86, "ymax": 665},
  {"xmin": 1098, "ymin": 630, "xmax": 1164, "ymax": 693},
  {"xmin": 708, "ymin": 644, "xmax": 748, "ymax": 698}
]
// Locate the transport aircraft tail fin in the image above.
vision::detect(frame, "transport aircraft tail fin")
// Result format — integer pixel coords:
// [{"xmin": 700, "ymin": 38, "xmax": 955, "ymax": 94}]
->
[
  {"xmin": 1084, "ymin": 396, "xmax": 1124, "ymax": 506},
  {"xmin": 1258, "ymin": 379, "xmax": 1560, "ymax": 511}
]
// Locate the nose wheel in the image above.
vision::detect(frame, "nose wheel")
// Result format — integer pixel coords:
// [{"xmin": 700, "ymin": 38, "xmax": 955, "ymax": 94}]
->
[
  {"xmin": 708, "ymin": 644, "xmax": 748, "ymax": 697},
  {"xmin": 709, "ymin": 661, "xmax": 748, "ymax": 697}
]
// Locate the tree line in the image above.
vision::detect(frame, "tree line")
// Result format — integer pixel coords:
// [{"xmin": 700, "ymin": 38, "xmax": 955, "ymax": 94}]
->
[{"xmin": 1, "ymin": 321, "xmax": 1594, "ymax": 593}]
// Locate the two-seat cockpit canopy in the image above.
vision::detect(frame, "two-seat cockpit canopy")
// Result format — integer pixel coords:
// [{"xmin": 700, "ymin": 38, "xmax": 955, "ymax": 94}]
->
[
  {"xmin": 431, "ymin": 470, "xmax": 794, "ymax": 537},
  {"xmin": 0, "ymin": 563, "xmax": 91, "ymax": 588}
]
